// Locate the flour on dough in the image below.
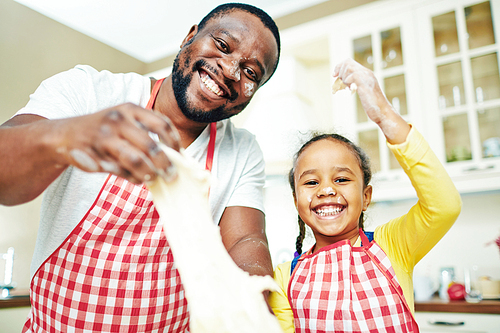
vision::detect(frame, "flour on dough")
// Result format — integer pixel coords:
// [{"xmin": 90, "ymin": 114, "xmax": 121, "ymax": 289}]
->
[{"xmin": 332, "ymin": 76, "xmax": 357, "ymax": 95}]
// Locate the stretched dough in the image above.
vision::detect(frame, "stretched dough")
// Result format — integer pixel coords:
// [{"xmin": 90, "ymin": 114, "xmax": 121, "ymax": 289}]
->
[
  {"xmin": 332, "ymin": 76, "xmax": 357, "ymax": 95},
  {"xmin": 147, "ymin": 144, "xmax": 283, "ymax": 333}
]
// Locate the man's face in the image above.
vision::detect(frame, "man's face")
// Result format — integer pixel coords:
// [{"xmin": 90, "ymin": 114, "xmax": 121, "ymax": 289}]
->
[{"xmin": 171, "ymin": 10, "xmax": 278, "ymax": 123}]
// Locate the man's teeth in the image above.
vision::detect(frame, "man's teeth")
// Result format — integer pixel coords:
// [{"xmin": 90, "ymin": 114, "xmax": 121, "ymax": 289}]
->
[
  {"xmin": 201, "ymin": 74, "xmax": 224, "ymax": 96},
  {"xmin": 315, "ymin": 207, "xmax": 342, "ymax": 216}
]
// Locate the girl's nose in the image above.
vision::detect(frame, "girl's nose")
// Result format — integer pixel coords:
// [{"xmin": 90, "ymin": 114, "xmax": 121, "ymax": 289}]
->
[{"xmin": 317, "ymin": 186, "xmax": 336, "ymax": 198}]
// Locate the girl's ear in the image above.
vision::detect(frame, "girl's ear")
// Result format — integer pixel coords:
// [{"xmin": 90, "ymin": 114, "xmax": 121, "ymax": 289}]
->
[
  {"xmin": 180, "ymin": 25, "xmax": 199, "ymax": 48},
  {"xmin": 362, "ymin": 185, "xmax": 372, "ymax": 211}
]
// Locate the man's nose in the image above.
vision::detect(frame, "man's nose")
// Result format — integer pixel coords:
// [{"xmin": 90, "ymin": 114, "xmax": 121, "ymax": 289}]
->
[{"xmin": 219, "ymin": 57, "xmax": 241, "ymax": 82}]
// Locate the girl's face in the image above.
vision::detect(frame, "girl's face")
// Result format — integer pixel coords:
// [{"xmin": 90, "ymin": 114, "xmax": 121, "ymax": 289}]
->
[{"xmin": 293, "ymin": 139, "xmax": 372, "ymax": 251}]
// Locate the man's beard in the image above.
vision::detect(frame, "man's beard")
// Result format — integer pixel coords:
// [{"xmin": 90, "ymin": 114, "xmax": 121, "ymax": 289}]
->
[{"xmin": 171, "ymin": 50, "xmax": 248, "ymax": 123}]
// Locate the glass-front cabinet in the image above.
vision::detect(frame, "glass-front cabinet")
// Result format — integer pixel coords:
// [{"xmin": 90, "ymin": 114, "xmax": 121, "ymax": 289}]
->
[
  {"xmin": 424, "ymin": 1, "xmax": 500, "ymax": 164},
  {"xmin": 326, "ymin": 0, "xmax": 499, "ymax": 200},
  {"xmin": 237, "ymin": 0, "xmax": 500, "ymax": 202},
  {"xmin": 415, "ymin": 0, "xmax": 500, "ymax": 197}
]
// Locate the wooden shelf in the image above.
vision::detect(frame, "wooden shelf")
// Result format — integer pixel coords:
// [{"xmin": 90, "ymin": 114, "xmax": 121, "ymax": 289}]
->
[
  {"xmin": 415, "ymin": 297, "xmax": 500, "ymax": 315},
  {"xmin": 0, "ymin": 289, "xmax": 30, "ymax": 309}
]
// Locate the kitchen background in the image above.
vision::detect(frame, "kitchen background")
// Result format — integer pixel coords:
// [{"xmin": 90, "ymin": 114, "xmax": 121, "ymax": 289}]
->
[{"xmin": 1, "ymin": 0, "xmax": 499, "ymax": 331}]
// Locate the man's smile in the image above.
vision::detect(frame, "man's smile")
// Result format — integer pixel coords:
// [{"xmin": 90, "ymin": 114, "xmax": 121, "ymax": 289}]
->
[{"xmin": 200, "ymin": 70, "xmax": 226, "ymax": 97}]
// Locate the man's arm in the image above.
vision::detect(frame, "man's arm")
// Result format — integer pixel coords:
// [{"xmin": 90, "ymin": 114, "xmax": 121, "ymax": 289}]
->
[
  {"xmin": 0, "ymin": 104, "xmax": 180, "ymax": 206},
  {"xmin": 0, "ymin": 114, "xmax": 66, "ymax": 205},
  {"xmin": 219, "ymin": 206, "xmax": 273, "ymax": 277},
  {"xmin": 219, "ymin": 206, "xmax": 273, "ymax": 304}
]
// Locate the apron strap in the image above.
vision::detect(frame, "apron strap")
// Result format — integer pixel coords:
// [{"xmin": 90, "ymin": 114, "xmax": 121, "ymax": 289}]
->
[
  {"xmin": 146, "ymin": 78, "xmax": 164, "ymax": 109},
  {"xmin": 205, "ymin": 123, "xmax": 216, "ymax": 172},
  {"xmin": 359, "ymin": 228, "xmax": 371, "ymax": 247},
  {"xmin": 146, "ymin": 78, "xmax": 217, "ymax": 173}
]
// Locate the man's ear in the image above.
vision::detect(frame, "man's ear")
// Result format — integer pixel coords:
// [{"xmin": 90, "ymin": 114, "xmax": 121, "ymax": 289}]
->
[
  {"xmin": 362, "ymin": 185, "xmax": 372, "ymax": 211},
  {"xmin": 180, "ymin": 25, "xmax": 199, "ymax": 48}
]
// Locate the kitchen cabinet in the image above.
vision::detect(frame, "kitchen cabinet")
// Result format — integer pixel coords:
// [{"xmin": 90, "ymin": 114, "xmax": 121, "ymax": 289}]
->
[
  {"xmin": 241, "ymin": 0, "xmax": 500, "ymax": 201},
  {"xmin": 415, "ymin": 312, "xmax": 500, "ymax": 332},
  {"xmin": 329, "ymin": 0, "xmax": 500, "ymax": 201},
  {"xmin": 414, "ymin": 298, "xmax": 500, "ymax": 332}
]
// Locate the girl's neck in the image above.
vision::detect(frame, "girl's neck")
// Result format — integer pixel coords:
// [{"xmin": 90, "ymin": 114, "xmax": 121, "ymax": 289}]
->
[{"xmin": 312, "ymin": 230, "xmax": 360, "ymax": 254}]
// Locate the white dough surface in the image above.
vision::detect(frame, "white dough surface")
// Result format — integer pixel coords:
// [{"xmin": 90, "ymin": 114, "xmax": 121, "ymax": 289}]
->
[{"xmin": 147, "ymin": 144, "xmax": 283, "ymax": 333}]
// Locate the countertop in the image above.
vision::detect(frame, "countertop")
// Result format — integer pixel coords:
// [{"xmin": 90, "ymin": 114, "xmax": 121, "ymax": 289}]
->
[
  {"xmin": 2, "ymin": 291, "xmax": 500, "ymax": 314},
  {"xmin": 415, "ymin": 297, "xmax": 500, "ymax": 314},
  {"xmin": 0, "ymin": 289, "xmax": 30, "ymax": 309}
]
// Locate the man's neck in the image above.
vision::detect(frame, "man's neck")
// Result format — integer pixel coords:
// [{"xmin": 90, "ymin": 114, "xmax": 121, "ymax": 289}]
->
[{"xmin": 150, "ymin": 77, "xmax": 209, "ymax": 149}]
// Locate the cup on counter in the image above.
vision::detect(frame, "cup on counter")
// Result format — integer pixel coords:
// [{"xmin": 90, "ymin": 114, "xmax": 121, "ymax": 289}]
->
[
  {"xmin": 464, "ymin": 266, "xmax": 482, "ymax": 303},
  {"xmin": 414, "ymin": 275, "xmax": 435, "ymax": 302},
  {"xmin": 477, "ymin": 278, "xmax": 500, "ymax": 300}
]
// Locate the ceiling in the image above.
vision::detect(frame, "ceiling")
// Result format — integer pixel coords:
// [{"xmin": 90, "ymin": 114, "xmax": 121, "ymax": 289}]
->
[{"xmin": 14, "ymin": 0, "xmax": 328, "ymax": 63}]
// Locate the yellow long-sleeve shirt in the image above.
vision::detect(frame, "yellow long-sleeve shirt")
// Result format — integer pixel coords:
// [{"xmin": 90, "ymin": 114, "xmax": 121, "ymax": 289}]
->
[{"xmin": 269, "ymin": 126, "xmax": 462, "ymax": 333}]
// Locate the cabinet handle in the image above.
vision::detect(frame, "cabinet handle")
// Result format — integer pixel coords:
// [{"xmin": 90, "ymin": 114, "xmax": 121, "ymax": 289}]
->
[
  {"xmin": 428, "ymin": 320, "xmax": 465, "ymax": 326},
  {"xmin": 462, "ymin": 164, "xmax": 495, "ymax": 172}
]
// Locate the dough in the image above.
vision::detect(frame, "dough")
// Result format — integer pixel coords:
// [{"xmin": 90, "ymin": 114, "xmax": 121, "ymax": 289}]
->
[
  {"xmin": 147, "ymin": 144, "xmax": 283, "ymax": 333},
  {"xmin": 332, "ymin": 76, "xmax": 357, "ymax": 95}
]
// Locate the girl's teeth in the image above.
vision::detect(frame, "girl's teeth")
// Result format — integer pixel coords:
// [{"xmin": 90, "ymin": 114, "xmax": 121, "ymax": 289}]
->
[{"xmin": 316, "ymin": 207, "xmax": 342, "ymax": 216}]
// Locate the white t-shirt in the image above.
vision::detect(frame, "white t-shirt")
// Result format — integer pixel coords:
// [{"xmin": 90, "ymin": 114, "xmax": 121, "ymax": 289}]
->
[{"xmin": 16, "ymin": 65, "xmax": 266, "ymax": 277}]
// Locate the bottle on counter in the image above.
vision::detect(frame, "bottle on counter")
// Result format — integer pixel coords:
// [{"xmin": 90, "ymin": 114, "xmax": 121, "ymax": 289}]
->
[{"xmin": 439, "ymin": 267, "xmax": 455, "ymax": 300}]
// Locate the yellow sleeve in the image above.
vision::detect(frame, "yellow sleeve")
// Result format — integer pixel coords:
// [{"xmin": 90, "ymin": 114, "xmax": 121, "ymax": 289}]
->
[
  {"xmin": 269, "ymin": 261, "xmax": 294, "ymax": 333},
  {"xmin": 374, "ymin": 126, "xmax": 462, "ymax": 311}
]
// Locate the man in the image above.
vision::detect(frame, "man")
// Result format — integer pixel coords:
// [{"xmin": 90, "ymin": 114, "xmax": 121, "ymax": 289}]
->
[{"xmin": 0, "ymin": 3, "xmax": 280, "ymax": 332}]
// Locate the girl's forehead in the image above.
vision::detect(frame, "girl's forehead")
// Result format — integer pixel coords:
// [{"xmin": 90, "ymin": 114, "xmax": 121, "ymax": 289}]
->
[
  {"xmin": 295, "ymin": 139, "xmax": 360, "ymax": 171},
  {"xmin": 300, "ymin": 139, "xmax": 351, "ymax": 159}
]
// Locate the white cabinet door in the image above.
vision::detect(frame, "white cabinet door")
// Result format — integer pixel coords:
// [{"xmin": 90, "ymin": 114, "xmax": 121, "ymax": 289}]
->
[
  {"xmin": 415, "ymin": 0, "xmax": 500, "ymax": 196},
  {"xmin": 415, "ymin": 312, "xmax": 500, "ymax": 333}
]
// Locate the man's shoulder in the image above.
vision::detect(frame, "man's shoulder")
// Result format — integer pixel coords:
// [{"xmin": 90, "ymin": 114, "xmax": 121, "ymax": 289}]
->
[{"xmin": 73, "ymin": 65, "xmax": 146, "ymax": 84}]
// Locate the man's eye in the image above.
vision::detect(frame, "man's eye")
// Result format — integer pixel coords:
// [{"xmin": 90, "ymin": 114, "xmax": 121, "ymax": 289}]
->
[
  {"xmin": 244, "ymin": 68, "xmax": 257, "ymax": 81},
  {"xmin": 215, "ymin": 38, "xmax": 229, "ymax": 52}
]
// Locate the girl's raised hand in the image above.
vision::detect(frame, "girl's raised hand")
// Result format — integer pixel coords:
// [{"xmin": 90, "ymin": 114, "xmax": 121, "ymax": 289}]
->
[{"xmin": 333, "ymin": 58, "xmax": 410, "ymax": 144}]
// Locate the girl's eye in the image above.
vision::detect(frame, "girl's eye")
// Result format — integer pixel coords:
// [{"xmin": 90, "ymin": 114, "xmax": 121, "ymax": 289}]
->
[
  {"xmin": 304, "ymin": 180, "xmax": 318, "ymax": 186},
  {"xmin": 335, "ymin": 177, "xmax": 350, "ymax": 183}
]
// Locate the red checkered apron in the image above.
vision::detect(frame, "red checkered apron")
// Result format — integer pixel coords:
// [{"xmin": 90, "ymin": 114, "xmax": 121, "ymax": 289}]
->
[
  {"xmin": 23, "ymin": 79, "xmax": 217, "ymax": 332},
  {"xmin": 288, "ymin": 229, "xmax": 419, "ymax": 333}
]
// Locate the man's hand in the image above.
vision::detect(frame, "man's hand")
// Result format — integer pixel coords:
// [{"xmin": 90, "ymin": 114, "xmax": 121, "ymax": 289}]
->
[
  {"xmin": 0, "ymin": 103, "xmax": 182, "ymax": 205},
  {"xmin": 50, "ymin": 103, "xmax": 181, "ymax": 184}
]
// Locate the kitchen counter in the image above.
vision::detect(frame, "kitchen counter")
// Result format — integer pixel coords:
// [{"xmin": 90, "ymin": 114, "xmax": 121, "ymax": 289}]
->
[
  {"xmin": 3, "ymin": 292, "xmax": 499, "ymax": 314},
  {"xmin": 415, "ymin": 297, "xmax": 500, "ymax": 314},
  {"xmin": 0, "ymin": 289, "xmax": 30, "ymax": 309}
]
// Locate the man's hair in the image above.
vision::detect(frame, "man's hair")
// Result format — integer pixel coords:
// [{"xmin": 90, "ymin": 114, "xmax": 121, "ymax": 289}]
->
[{"xmin": 197, "ymin": 3, "xmax": 281, "ymax": 82}]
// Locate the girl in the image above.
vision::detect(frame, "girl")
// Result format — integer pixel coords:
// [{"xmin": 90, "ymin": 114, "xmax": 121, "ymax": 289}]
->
[{"xmin": 269, "ymin": 59, "xmax": 462, "ymax": 332}]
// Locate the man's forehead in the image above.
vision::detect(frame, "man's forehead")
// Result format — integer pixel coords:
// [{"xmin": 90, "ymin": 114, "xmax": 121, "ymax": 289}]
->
[{"xmin": 203, "ymin": 10, "xmax": 257, "ymax": 31}]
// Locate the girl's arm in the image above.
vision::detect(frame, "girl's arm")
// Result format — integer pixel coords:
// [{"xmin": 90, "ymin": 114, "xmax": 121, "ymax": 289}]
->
[
  {"xmin": 269, "ymin": 262, "xmax": 295, "ymax": 333},
  {"xmin": 333, "ymin": 58, "xmax": 462, "ymax": 267},
  {"xmin": 332, "ymin": 58, "xmax": 410, "ymax": 144}
]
